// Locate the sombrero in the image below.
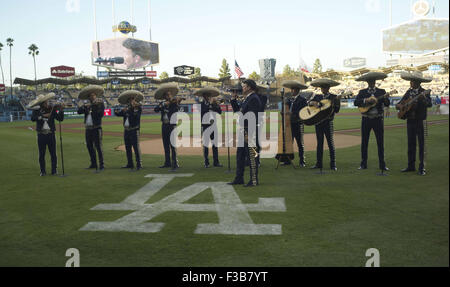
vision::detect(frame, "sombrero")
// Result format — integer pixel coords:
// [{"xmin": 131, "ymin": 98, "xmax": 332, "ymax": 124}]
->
[
  {"xmin": 194, "ymin": 87, "xmax": 220, "ymax": 98},
  {"xmin": 78, "ymin": 85, "xmax": 104, "ymax": 100},
  {"xmin": 154, "ymin": 83, "xmax": 179, "ymax": 100},
  {"xmin": 282, "ymin": 80, "xmax": 308, "ymax": 90},
  {"xmin": 356, "ymin": 72, "xmax": 387, "ymax": 82},
  {"xmin": 26, "ymin": 92, "xmax": 55, "ymax": 109},
  {"xmin": 118, "ymin": 90, "xmax": 144, "ymax": 105},
  {"xmin": 310, "ymin": 78, "xmax": 340, "ymax": 88},
  {"xmin": 400, "ymin": 71, "xmax": 432, "ymax": 83}
]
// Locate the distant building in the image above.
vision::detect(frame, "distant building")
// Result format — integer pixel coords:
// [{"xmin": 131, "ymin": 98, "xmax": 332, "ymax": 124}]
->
[{"xmin": 259, "ymin": 58, "xmax": 276, "ymax": 83}]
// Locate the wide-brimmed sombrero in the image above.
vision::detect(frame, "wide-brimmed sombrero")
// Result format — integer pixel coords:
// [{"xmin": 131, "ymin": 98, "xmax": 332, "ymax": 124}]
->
[
  {"xmin": 154, "ymin": 83, "xmax": 179, "ymax": 100},
  {"xmin": 310, "ymin": 78, "xmax": 340, "ymax": 88},
  {"xmin": 356, "ymin": 72, "xmax": 387, "ymax": 82},
  {"xmin": 400, "ymin": 71, "xmax": 432, "ymax": 83},
  {"xmin": 26, "ymin": 92, "xmax": 55, "ymax": 109},
  {"xmin": 194, "ymin": 87, "xmax": 220, "ymax": 98},
  {"xmin": 78, "ymin": 85, "xmax": 104, "ymax": 100},
  {"xmin": 282, "ymin": 80, "xmax": 308, "ymax": 90},
  {"xmin": 118, "ymin": 90, "xmax": 144, "ymax": 105}
]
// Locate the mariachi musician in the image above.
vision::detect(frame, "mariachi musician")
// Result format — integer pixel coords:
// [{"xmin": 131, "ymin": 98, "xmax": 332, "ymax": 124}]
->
[
  {"xmin": 29, "ymin": 93, "xmax": 64, "ymax": 176},
  {"xmin": 354, "ymin": 72, "xmax": 390, "ymax": 171},
  {"xmin": 77, "ymin": 85, "xmax": 105, "ymax": 172},
  {"xmin": 154, "ymin": 83, "xmax": 182, "ymax": 171},
  {"xmin": 282, "ymin": 80, "xmax": 308, "ymax": 167},
  {"xmin": 396, "ymin": 71, "xmax": 432, "ymax": 176},
  {"xmin": 195, "ymin": 87, "xmax": 223, "ymax": 168},
  {"xmin": 228, "ymin": 79, "xmax": 262, "ymax": 187},
  {"xmin": 308, "ymin": 78, "xmax": 341, "ymax": 171},
  {"xmin": 114, "ymin": 90, "xmax": 144, "ymax": 171}
]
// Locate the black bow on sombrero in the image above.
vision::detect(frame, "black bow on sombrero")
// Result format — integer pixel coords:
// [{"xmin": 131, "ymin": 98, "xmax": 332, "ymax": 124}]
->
[
  {"xmin": 78, "ymin": 85, "xmax": 104, "ymax": 100},
  {"xmin": 26, "ymin": 92, "xmax": 55, "ymax": 109},
  {"xmin": 400, "ymin": 71, "xmax": 432, "ymax": 83},
  {"xmin": 282, "ymin": 80, "xmax": 308, "ymax": 90},
  {"xmin": 194, "ymin": 87, "xmax": 220, "ymax": 98},
  {"xmin": 154, "ymin": 83, "xmax": 179, "ymax": 100},
  {"xmin": 118, "ymin": 90, "xmax": 144, "ymax": 105},
  {"xmin": 310, "ymin": 78, "xmax": 340, "ymax": 88},
  {"xmin": 356, "ymin": 72, "xmax": 387, "ymax": 82}
]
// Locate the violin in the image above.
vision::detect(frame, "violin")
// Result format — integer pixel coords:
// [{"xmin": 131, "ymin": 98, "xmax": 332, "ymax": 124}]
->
[{"xmin": 170, "ymin": 96, "xmax": 185, "ymax": 104}]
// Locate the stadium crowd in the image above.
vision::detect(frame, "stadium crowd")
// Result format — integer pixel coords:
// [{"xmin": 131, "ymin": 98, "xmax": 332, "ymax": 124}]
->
[{"xmin": 8, "ymin": 72, "xmax": 450, "ymax": 110}]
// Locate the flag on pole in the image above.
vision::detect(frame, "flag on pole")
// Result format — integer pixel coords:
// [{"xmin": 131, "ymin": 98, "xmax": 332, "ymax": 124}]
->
[
  {"xmin": 235, "ymin": 60, "xmax": 244, "ymax": 78},
  {"xmin": 299, "ymin": 57, "xmax": 310, "ymax": 73}
]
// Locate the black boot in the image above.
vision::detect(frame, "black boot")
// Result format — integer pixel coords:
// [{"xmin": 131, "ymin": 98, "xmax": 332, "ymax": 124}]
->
[{"xmin": 227, "ymin": 178, "xmax": 244, "ymax": 185}]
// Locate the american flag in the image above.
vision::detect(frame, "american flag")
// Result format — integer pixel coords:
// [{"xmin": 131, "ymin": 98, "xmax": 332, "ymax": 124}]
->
[{"xmin": 235, "ymin": 60, "xmax": 244, "ymax": 78}]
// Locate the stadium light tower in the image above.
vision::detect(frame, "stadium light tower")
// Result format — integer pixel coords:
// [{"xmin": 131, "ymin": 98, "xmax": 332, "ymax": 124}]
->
[
  {"xmin": 112, "ymin": 0, "xmax": 116, "ymax": 38},
  {"xmin": 93, "ymin": 0, "xmax": 98, "ymax": 41},
  {"xmin": 131, "ymin": 0, "xmax": 134, "ymax": 38},
  {"xmin": 148, "ymin": 0, "xmax": 152, "ymax": 41},
  {"xmin": 389, "ymin": 0, "xmax": 392, "ymax": 26}
]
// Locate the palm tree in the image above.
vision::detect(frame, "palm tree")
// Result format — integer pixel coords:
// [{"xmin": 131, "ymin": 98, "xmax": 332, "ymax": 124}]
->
[
  {"xmin": 6, "ymin": 38, "xmax": 14, "ymax": 97},
  {"xmin": 28, "ymin": 44, "xmax": 39, "ymax": 91},
  {"xmin": 0, "ymin": 42, "xmax": 5, "ymax": 85}
]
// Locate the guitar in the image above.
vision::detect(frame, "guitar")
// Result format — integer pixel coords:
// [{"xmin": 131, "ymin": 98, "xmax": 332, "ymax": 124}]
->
[
  {"xmin": 397, "ymin": 89, "xmax": 431, "ymax": 120},
  {"xmin": 358, "ymin": 89, "xmax": 398, "ymax": 114},
  {"xmin": 299, "ymin": 92, "xmax": 343, "ymax": 126}
]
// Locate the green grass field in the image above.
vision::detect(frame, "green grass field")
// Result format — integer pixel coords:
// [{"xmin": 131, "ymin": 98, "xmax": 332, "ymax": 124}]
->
[{"xmin": 0, "ymin": 109, "xmax": 448, "ymax": 267}]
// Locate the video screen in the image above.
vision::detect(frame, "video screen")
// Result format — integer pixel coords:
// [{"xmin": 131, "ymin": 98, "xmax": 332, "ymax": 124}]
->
[
  {"xmin": 91, "ymin": 37, "xmax": 159, "ymax": 70},
  {"xmin": 382, "ymin": 18, "xmax": 449, "ymax": 54}
]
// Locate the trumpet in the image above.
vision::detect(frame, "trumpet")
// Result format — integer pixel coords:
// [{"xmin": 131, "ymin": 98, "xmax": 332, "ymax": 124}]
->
[
  {"xmin": 211, "ymin": 97, "xmax": 225, "ymax": 105},
  {"xmin": 80, "ymin": 98, "xmax": 103, "ymax": 108}
]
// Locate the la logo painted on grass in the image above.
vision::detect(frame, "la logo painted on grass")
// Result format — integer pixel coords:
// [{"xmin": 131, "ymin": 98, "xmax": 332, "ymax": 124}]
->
[{"xmin": 80, "ymin": 174, "xmax": 286, "ymax": 235}]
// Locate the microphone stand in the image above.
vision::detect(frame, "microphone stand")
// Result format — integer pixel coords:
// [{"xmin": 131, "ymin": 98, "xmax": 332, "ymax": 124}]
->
[
  {"xmin": 226, "ymin": 101, "xmax": 232, "ymax": 173},
  {"xmin": 58, "ymin": 111, "xmax": 67, "ymax": 177}
]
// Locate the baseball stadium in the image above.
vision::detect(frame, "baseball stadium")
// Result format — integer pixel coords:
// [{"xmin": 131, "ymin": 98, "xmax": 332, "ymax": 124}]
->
[{"xmin": 0, "ymin": 0, "xmax": 448, "ymax": 270}]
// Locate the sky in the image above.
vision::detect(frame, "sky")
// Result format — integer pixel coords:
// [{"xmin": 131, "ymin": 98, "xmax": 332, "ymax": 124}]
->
[{"xmin": 0, "ymin": 0, "xmax": 448, "ymax": 86}]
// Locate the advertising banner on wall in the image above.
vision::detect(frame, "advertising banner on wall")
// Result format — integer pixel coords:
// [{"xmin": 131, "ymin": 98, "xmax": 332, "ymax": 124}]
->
[{"xmin": 51, "ymin": 66, "xmax": 75, "ymax": 78}]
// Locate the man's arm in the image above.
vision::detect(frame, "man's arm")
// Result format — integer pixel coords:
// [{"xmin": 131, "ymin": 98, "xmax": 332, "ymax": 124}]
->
[
  {"xmin": 210, "ymin": 103, "xmax": 222, "ymax": 114},
  {"xmin": 381, "ymin": 89, "xmax": 390, "ymax": 107},
  {"xmin": 77, "ymin": 105, "xmax": 85, "ymax": 115},
  {"xmin": 353, "ymin": 90, "xmax": 366, "ymax": 107},
  {"xmin": 31, "ymin": 110, "xmax": 40, "ymax": 122},
  {"xmin": 230, "ymin": 99, "xmax": 241, "ymax": 113},
  {"xmin": 396, "ymin": 93, "xmax": 409, "ymax": 110},
  {"xmin": 421, "ymin": 92, "xmax": 432, "ymax": 108},
  {"xmin": 114, "ymin": 108, "xmax": 125, "ymax": 117},
  {"xmin": 333, "ymin": 95, "xmax": 341, "ymax": 114}
]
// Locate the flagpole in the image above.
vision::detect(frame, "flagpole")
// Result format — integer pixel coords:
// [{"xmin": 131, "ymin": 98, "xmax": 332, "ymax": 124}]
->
[{"xmin": 233, "ymin": 45, "xmax": 236, "ymax": 79}]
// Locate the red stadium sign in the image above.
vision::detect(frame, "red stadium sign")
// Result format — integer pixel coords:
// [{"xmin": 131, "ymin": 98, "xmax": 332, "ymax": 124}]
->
[
  {"xmin": 0, "ymin": 84, "xmax": 5, "ymax": 93},
  {"xmin": 146, "ymin": 71, "xmax": 157, "ymax": 77},
  {"xmin": 104, "ymin": 109, "xmax": 112, "ymax": 116},
  {"xmin": 51, "ymin": 65, "xmax": 75, "ymax": 78}
]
